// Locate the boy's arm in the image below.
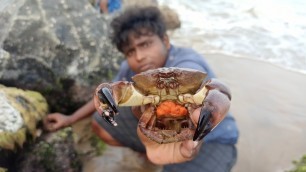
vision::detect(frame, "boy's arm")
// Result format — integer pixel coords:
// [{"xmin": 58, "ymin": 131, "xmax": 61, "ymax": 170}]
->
[{"xmin": 44, "ymin": 99, "xmax": 96, "ymax": 131}]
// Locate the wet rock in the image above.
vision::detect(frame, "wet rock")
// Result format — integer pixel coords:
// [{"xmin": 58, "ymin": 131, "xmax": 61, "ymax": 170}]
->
[{"xmin": 0, "ymin": 0, "xmax": 123, "ymax": 114}]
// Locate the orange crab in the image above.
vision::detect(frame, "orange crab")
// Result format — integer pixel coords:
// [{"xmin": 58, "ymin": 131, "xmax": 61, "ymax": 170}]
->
[{"xmin": 94, "ymin": 67, "xmax": 231, "ymax": 144}]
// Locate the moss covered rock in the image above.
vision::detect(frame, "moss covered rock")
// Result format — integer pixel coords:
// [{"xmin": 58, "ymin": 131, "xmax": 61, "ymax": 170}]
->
[
  {"xmin": 16, "ymin": 128, "xmax": 82, "ymax": 172},
  {"xmin": 0, "ymin": 85, "xmax": 48, "ymax": 150},
  {"xmin": 289, "ymin": 155, "xmax": 306, "ymax": 172}
]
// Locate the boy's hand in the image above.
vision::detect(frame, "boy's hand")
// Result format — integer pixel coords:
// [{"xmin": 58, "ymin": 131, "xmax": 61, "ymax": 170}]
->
[
  {"xmin": 136, "ymin": 108, "xmax": 203, "ymax": 165},
  {"xmin": 43, "ymin": 113, "xmax": 72, "ymax": 131}
]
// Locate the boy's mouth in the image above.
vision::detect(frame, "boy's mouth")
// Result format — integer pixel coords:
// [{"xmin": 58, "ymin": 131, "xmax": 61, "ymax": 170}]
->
[{"xmin": 140, "ymin": 64, "xmax": 155, "ymax": 72}]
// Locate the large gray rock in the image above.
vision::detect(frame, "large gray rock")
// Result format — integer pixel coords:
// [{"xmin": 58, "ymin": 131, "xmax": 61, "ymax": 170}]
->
[{"xmin": 0, "ymin": 0, "xmax": 123, "ymax": 113}]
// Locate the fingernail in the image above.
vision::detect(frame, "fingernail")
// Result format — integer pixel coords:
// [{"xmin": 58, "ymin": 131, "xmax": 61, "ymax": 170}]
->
[{"xmin": 193, "ymin": 141, "xmax": 199, "ymax": 149}]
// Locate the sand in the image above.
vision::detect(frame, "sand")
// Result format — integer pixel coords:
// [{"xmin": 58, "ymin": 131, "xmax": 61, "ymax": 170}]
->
[
  {"xmin": 74, "ymin": 53, "xmax": 306, "ymax": 172},
  {"xmin": 205, "ymin": 53, "xmax": 306, "ymax": 172}
]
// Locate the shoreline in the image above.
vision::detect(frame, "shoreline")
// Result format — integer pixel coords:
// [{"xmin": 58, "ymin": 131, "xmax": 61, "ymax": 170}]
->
[
  {"xmin": 204, "ymin": 53, "xmax": 306, "ymax": 172},
  {"xmin": 205, "ymin": 51, "xmax": 306, "ymax": 76}
]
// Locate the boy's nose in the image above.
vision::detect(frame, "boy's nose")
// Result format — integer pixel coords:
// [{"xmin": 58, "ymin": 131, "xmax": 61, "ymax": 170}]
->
[{"xmin": 135, "ymin": 50, "xmax": 146, "ymax": 61}]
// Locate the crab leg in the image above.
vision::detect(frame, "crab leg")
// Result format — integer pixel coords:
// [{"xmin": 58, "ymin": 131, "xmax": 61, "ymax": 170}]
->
[{"xmin": 193, "ymin": 79, "xmax": 231, "ymax": 141}]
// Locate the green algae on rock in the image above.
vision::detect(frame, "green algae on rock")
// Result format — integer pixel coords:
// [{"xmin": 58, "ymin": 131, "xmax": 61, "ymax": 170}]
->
[
  {"xmin": 0, "ymin": 85, "xmax": 48, "ymax": 150},
  {"xmin": 0, "ymin": 167, "xmax": 8, "ymax": 172},
  {"xmin": 289, "ymin": 155, "xmax": 306, "ymax": 172},
  {"xmin": 16, "ymin": 127, "xmax": 82, "ymax": 172}
]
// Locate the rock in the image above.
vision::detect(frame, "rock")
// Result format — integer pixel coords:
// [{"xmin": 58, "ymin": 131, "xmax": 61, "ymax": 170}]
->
[
  {"xmin": 0, "ymin": 85, "xmax": 85, "ymax": 172},
  {"xmin": 16, "ymin": 128, "xmax": 82, "ymax": 172},
  {"xmin": 122, "ymin": 0, "xmax": 181, "ymax": 31},
  {"xmin": 0, "ymin": 0, "xmax": 180, "ymax": 114},
  {"xmin": 0, "ymin": 0, "xmax": 123, "ymax": 114},
  {"xmin": 0, "ymin": 167, "xmax": 7, "ymax": 172},
  {"xmin": 0, "ymin": 85, "xmax": 48, "ymax": 150},
  {"xmin": 159, "ymin": 5, "xmax": 181, "ymax": 31},
  {"xmin": 0, "ymin": 85, "xmax": 48, "ymax": 171}
]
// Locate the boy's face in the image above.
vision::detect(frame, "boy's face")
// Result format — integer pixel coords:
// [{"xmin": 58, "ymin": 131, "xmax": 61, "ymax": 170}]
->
[{"xmin": 122, "ymin": 31, "xmax": 170, "ymax": 74}]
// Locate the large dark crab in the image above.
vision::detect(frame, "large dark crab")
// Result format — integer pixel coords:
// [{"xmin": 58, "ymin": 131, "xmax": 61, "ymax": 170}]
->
[{"xmin": 94, "ymin": 67, "xmax": 231, "ymax": 144}]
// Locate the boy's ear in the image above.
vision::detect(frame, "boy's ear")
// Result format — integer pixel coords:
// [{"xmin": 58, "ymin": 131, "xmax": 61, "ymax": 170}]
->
[{"xmin": 163, "ymin": 34, "xmax": 171, "ymax": 50}]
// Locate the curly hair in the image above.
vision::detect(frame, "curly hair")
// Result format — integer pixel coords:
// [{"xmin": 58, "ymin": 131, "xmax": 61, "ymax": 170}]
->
[{"xmin": 110, "ymin": 6, "xmax": 167, "ymax": 52}]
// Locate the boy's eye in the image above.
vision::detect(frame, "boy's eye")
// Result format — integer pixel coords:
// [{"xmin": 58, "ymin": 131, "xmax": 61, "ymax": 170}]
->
[
  {"xmin": 142, "ymin": 41, "xmax": 151, "ymax": 48},
  {"xmin": 143, "ymin": 42, "xmax": 149, "ymax": 47},
  {"xmin": 126, "ymin": 50, "xmax": 135, "ymax": 57}
]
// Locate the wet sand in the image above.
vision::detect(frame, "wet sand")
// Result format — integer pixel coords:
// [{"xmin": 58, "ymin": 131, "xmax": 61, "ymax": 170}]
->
[
  {"xmin": 74, "ymin": 53, "xmax": 306, "ymax": 172},
  {"xmin": 205, "ymin": 53, "xmax": 306, "ymax": 172}
]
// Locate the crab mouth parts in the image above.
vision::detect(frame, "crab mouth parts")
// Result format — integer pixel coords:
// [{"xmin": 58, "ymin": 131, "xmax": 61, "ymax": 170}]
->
[
  {"xmin": 139, "ymin": 115, "xmax": 196, "ymax": 144},
  {"xmin": 155, "ymin": 116, "xmax": 193, "ymax": 131}
]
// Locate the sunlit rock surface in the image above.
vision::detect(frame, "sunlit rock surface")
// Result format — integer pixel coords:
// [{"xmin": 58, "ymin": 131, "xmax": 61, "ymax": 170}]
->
[{"xmin": 0, "ymin": 0, "xmax": 123, "ymax": 114}]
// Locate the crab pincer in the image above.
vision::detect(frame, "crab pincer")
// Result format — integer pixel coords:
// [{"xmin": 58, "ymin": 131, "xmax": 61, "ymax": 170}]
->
[
  {"xmin": 193, "ymin": 106, "xmax": 213, "ymax": 141},
  {"xmin": 193, "ymin": 79, "xmax": 232, "ymax": 141},
  {"xmin": 96, "ymin": 87, "xmax": 119, "ymax": 126}
]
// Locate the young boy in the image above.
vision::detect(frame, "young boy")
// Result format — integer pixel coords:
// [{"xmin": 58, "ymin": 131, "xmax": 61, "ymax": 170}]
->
[{"xmin": 44, "ymin": 6, "xmax": 238, "ymax": 171}]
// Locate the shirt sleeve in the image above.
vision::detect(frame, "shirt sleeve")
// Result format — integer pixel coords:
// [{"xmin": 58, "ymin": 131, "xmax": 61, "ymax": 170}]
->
[
  {"xmin": 112, "ymin": 61, "xmax": 129, "ymax": 82},
  {"xmin": 176, "ymin": 61, "xmax": 213, "ymax": 82},
  {"xmin": 175, "ymin": 60, "xmax": 207, "ymax": 72},
  {"xmin": 167, "ymin": 46, "xmax": 217, "ymax": 79}
]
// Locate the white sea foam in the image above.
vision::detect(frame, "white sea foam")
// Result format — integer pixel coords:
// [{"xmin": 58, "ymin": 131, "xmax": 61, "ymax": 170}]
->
[{"xmin": 159, "ymin": 0, "xmax": 306, "ymax": 74}]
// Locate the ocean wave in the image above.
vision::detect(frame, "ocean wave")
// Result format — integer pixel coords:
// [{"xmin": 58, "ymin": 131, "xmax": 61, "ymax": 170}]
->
[{"xmin": 159, "ymin": 0, "xmax": 306, "ymax": 74}]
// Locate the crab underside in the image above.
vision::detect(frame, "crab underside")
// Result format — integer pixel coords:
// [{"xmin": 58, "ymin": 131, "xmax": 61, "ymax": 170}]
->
[
  {"xmin": 94, "ymin": 67, "xmax": 231, "ymax": 144},
  {"xmin": 138, "ymin": 102, "xmax": 198, "ymax": 144}
]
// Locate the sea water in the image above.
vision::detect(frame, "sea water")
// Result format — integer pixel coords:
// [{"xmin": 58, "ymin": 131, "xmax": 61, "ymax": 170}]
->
[{"xmin": 159, "ymin": 0, "xmax": 306, "ymax": 74}]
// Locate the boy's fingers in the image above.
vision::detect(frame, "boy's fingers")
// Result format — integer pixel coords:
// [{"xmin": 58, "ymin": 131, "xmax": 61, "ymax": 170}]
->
[{"xmin": 190, "ymin": 108, "xmax": 201, "ymax": 126}]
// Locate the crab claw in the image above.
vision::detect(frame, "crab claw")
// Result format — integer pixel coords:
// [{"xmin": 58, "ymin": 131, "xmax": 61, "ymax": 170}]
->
[
  {"xmin": 193, "ymin": 79, "xmax": 231, "ymax": 141},
  {"xmin": 97, "ymin": 87, "xmax": 119, "ymax": 126},
  {"xmin": 193, "ymin": 103, "xmax": 213, "ymax": 141}
]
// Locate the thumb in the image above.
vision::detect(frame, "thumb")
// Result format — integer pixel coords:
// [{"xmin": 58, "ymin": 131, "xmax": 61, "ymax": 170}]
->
[{"xmin": 180, "ymin": 140, "xmax": 202, "ymax": 159}]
